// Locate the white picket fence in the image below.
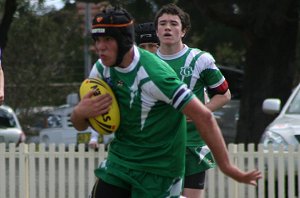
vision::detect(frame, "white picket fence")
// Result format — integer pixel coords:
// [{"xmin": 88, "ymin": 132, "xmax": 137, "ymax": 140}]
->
[{"xmin": 0, "ymin": 143, "xmax": 299, "ymax": 198}]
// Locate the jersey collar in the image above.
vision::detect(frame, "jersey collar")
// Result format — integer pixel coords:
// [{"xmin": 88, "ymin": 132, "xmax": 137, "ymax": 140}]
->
[
  {"xmin": 156, "ymin": 44, "xmax": 189, "ymax": 60},
  {"xmin": 114, "ymin": 45, "xmax": 140, "ymax": 73}
]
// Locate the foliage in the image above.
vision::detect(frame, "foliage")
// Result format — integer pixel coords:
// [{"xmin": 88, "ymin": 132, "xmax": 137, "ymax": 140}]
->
[
  {"xmin": 190, "ymin": 0, "xmax": 299, "ymax": 143},
  {"xmin": 3, "ymin": 3, "xmax": 84, "ymax": 111},
  {"xmin": 178, "ymin": 1, "xmax": 246, "ymax": 68},
  {"xmin": 214, "ymin": 43, "xmax": 245, "ymax": 68}
]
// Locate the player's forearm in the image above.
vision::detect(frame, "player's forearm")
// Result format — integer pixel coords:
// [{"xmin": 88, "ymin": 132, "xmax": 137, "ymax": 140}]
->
[
  {"xmin": 189, "ymin": 106, "xmax": 259, "ymax": 182},
  {"xmin": 192, "ymin": 110, "xmax": 250, "ymax": 181},
  {"xmin": 0, "ymin": 69, "xmax": 4, "ymax": 91},
  {"xmin": 205, "ymin": 90, "xmax": 231, "ymax": 112},
  {"xmin": 71, "ymin": 106, "xmax": 89, "ymax": 131},
  {"xmin": 183, "ymin": 98, "xmax": 232, "ymax": 171},
  {"xmin": 194, "ymin": 112, "xmax": 231, "ymax": 168}
]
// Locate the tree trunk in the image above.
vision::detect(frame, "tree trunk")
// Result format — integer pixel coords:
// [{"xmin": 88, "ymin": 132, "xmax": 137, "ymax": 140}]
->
[
  {"xmin": 0, "ymin": 0, "xmax": 17, "ymax": 48},
  {"xmin": 190, "ymin": 0, "xmax": 299, "ymax": 144},
  {"xmin": 236, "ymin": 3, "xmax": 299, "ymax": 143}
]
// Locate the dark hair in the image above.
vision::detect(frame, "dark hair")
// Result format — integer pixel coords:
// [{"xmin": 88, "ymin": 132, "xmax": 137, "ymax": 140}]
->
[
  {"xmin": 91, "ymin": 7, "xmax": 135, "ymax": 66},
  {"xmin": 135, "ymin": 22, "xmax": 159, "ymax": 45},
  {"xmin": 154, "ymin": 3, "xmax": 191, "ymax": 34}
]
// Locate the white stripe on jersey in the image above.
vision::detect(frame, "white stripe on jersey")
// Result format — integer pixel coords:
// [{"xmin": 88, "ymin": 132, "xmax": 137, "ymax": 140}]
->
[
  {"xmin": 89, "ymin": 61, "xmax": 102, "ymax": 78},
  {"xmin": 196, "ymin": 145, "xmax": 211, "ymax": 164},
  {"xmin": 192, "ymin": 52, "xmax": 225, "ymax": 89},
  {"xmin": 183, "ymin": 48, "xmax": 201, "ymax": 86},
  {"xmin": 208, "ymin": 76, "xmax": 226, "ymax": 88},
  {"xmin": 89, "ymin": 59, "xmax": 110, "ymax": 79},
  {"xmin": 138, "ymin": 66, "xmax": 171, "ymax": 130},
  {"xmin": 166, "ymin": 178, "xmax": 183, "ymax": 198},
  {"xmin": 139, "ymin": 67, "xmax": 171, "ymax": 104}
]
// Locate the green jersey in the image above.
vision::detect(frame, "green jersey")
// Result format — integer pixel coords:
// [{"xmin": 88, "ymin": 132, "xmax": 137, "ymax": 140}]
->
[
  {"xmin": 89, "ymin": 46, "xmax": 194, "ymax": 178},
  {"xmin": 157, "ymin": 45, "xmax": 227, "ymax": 146}
]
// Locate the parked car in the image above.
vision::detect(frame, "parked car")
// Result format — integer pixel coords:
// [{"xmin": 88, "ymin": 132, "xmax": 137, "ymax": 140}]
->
[
  {"xmin": 260, "ymin": 83, "xmax": 300, "ymax": 196},
  {"xmin": 39, "ymin": 93, "xmax": 112, "ymax": 149},
  {"xmin": 0, "ymin": 105, "xmax": 26, "ymax": 146},
  {"xmin": 260, "ymin": 83, "xmax": 300, "ymax": 150},
  {"xmin": 39, "ymin": 104, "xmax": 86, "ymax": 147}
]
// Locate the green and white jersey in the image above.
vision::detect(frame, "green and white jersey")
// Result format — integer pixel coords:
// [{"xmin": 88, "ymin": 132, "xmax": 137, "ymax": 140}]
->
[
  {"xmin": 157, "ymin": 45, "xmax": 227, "ymax": 146},
  {"xmin": 89, "ymin": 46, "xmax": 194, "ymax": 178}
]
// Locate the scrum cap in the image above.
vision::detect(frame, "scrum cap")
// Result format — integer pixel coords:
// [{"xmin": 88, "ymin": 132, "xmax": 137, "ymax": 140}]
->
[
  {"xmin": 135, "ymin": 22, "xmax": 159, "ymax": 45},
  {"xmin": 92, "ymin": 7, "xmax": 134, "ymax": 66}
]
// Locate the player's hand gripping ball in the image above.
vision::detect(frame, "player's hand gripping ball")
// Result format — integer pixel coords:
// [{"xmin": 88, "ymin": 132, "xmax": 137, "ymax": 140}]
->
[{"xmin": 79, "ymin": 78, "xmax": 120, "ymax": 135}]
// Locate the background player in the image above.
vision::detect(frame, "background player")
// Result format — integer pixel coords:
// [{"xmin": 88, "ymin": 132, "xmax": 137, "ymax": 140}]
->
[
  {"xmin": 154, "ymin": 4, "xmax": 232, "ymax": 197},
  {"xmin": 135, "ymin": 22, "xmax": 159, "ymax": 53}
]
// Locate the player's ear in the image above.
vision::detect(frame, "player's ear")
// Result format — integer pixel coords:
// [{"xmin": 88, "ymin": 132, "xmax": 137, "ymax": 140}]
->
[{"xmin": 181, "ymin": 29, "xmax": 186, "ymax": 38}]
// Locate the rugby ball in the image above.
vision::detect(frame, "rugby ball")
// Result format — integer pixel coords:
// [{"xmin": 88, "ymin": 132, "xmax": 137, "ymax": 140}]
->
[{"xmin": 79, "ymin": 78, "xmax": 120, "ymax": 135}]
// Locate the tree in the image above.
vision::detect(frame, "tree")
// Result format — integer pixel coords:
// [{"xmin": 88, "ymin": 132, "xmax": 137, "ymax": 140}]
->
[
  {"xmin": 190, "ymin": 0, "xmax": 299, "ymax": 144},
  {"xmin": 2, "ymin": 2, "xmax": 85, "ymax": 133},
  {"xmin": 4, "ymin": 3, "xmax": 84, "ymax": 109},
  {"xmin": 0, "ymin": 0, "xmax": 17, "ymax": 49}
]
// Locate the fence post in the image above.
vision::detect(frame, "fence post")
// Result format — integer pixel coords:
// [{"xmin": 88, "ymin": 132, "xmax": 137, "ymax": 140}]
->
[
  {"xmin": 267, "ymin": 144, "xmax": 275, "ymax": 197},
  {"xmin": 9, "ymin": 144, "xmax": 16, "ymax": 198},
  {"xmin": 278, "ymin": 145, "xmax": 286, "ymax": 197},
  {"xmin": 247, "ymin": 144, "xmax": 257, "ymax": 198},
  {"xmin": 19, "ymin": 143, "xmax": 29, "ymax": 198},
  {"xmin": 257, "ymin": 144, "xmax": 265, "ymax": 198},
  {"xmin": 0, "ymin": 143, "xmax": 6, "ymax": 198},
  {"xmin": 228, "ymin": 144, "xmax": 238, "ymax": 198},
  {"xmin": 287, "ymin": 145, "xmax": 295, "ymax": 197}
]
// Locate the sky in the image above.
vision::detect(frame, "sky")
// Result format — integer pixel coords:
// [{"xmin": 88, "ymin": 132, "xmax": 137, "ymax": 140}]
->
[
  {"xmin": 44, "ymin": 0, "xmax": 65, "ymax": 9},
  {"xmin": 30, "ymin": 0, "xmax": 66, "ymax": 10}
]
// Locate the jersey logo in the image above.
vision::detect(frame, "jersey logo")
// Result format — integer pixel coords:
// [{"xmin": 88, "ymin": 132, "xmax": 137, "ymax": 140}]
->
[
  {"xmin": 117, "ymin": 80, "xmax": 124, "ymax": 87},
  {"xmin": 180, "ymin": 67, "xmax": 193, "ymax": 77},
  {"xmin": 105, "ymin": 77, "xmax": 114, "ymax": 87}
]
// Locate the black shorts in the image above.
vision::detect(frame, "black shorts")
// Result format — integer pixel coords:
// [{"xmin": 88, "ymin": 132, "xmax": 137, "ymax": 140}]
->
[
  {"xmin": 184, "ymin": 171, "xmax": 206, "ymax": 189},
  {"xmin": 90, "ymin": 179, "xmax": 131, "ymax": 198}
]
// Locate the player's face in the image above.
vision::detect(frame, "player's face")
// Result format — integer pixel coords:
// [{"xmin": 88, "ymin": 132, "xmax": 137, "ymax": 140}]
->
[
  {"xmin": 94, "ymin": 36, "xmax": 118, "ymax": 66},
  {"xmin": 139, "ymin": 43, "xmax": 159, "ymax": 53},
  {"xmin": 156, "ymin": 14, "xmax": 186, "ymax": 46}
]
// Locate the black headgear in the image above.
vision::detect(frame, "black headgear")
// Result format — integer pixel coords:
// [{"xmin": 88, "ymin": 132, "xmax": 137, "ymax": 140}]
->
[
  {"xmin": 135, "ymin": 22, "xmax": 159, "ymax": 45},
  {"xmin": 91, "ymin": 7, "xmax": 134, "ymax": 66}
]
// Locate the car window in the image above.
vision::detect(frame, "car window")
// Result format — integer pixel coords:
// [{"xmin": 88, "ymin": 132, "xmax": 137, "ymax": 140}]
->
[
  {"xmin": 286, "ymin": 88, "xmax": 300, "ymax": 114},
  {"xmin": 0, "ymin": 110, "xmax": 17, "ymax": 128}
]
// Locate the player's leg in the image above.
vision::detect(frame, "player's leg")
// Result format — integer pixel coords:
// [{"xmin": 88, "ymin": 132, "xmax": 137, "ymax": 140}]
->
[
  {"xmin": 183, "ymin": 146, "xmax": 215, "ymax": 198},
  {"xmin": 182, "ymin": 171, "xmax": 206, "ymax": 198}
]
